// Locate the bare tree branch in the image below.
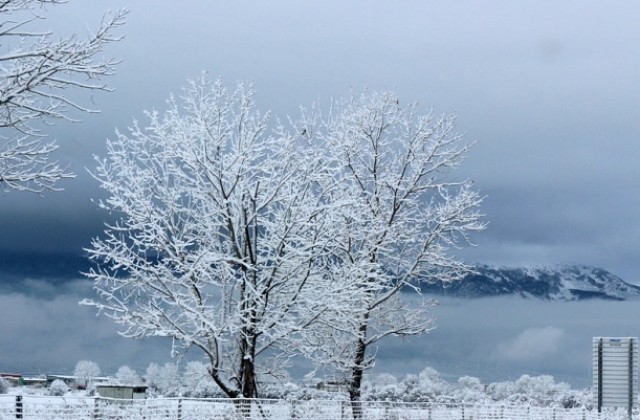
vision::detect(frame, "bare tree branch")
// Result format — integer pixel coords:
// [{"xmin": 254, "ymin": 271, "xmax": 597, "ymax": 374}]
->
[{"xmin": 0, "ymin": 1, "xmax": 127, "ymax": 193}]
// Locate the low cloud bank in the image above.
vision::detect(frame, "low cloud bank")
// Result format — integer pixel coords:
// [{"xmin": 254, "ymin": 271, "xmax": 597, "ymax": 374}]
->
[
  {"xmin": 0, "ymin": 278, "xmax": 171, "ymax": 375},
  {"xmin": 2, "ymin": 277, "xmax": 640, "ymax": 388},
  {"xmin": 374, "ymin": 295, "xmax": 640, "ymax": 388},
  {"xmin": 499, "ymin": 326, "xmax": 564, "ymax": 361}
]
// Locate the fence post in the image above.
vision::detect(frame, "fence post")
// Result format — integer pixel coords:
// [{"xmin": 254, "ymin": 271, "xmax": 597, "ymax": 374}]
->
[
  {"xmin": 177, "ymin": 398, "xmax": 182, "ymax": 420},
  {"xmin": 93, "ymin": 397, "xmax": 99, "ymax": 420},
  {"xmin": 14, "ymin": 395, "xmax": 22, "ymax": 419}
]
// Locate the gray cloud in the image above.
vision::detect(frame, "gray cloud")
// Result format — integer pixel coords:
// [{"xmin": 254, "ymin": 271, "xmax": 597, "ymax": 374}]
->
[
  {"xmin": 373, "ymin": 296, "xmax": 640, "ymax": 388},
  {"xmin": 1, "ymin": 275, "xmax": 639, "ymax": 389},
  {"xmin": 497, "ymin": 326, "xmax": 564, "ymax": 361},
  {"xmin": 2, "ymin": 1, "xmax": 640, "ymax": 283},
  {"xmin": 0, "ymin": 279, "xmax": 171, "ymax": 375},
  {"xmin": 2, "ymin": 1, "xmax": 640, "ymax": 385}
]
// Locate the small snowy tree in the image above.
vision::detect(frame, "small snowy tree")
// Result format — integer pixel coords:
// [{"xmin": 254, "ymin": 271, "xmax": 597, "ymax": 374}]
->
[
  {"xmin": 144, "ymin": 363, "xmax": 162, "ymax": 396},
  {"xmin": 182, "ymin": 361, "xmax": 219, "ymax": 398},
  {"xmin": 400, "ymin": 367, "xmax": 453, "ymax": 403},
  {"xmin": 487, "ymin": 374, "xmax": 572, "ymax": 407},
  {"xmin": 49, "ymin": 379, "xmax": 69, "ymax": 396},
  {"xmin": 0, "ymin": 377, "xmax": 8, "ymax": 394},
  {"xmin": 363, "ymin": 373, "xmax": 401, "ymax": 402},
  {"xmin": 144, "ymin": 362, "xmax": 180, "ymax": 397},
  {"xmin": 454, "ymin": 376, "xmax": 487, "ymax": 403},
  {"xmin": 83, "ymin": 77, "xmax": 345, "ymax": 398},
  {"xmin": 73, "ymin": 360, "xmax": 100, "ymax": 389},
  {"xmin": 0, "ymin": 1, "xmax": 127, "ymax": 193},
  {"xmin": 294, "ymin": 91, "xmax": 485, "ymax": 416},
  {"xmin": 115, "ymin": 365, "xmax": 140, "ymax": 385}
]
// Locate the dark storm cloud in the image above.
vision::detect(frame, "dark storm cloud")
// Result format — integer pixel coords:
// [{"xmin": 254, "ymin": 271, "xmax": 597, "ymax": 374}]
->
[{"xmin": 2, "ymin": 1, "xmax": 640, "ymax": 281}]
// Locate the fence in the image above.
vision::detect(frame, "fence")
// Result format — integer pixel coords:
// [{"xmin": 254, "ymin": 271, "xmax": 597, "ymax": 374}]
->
[{"xmin": 0, "ymin": 395, "xmax": 636, "ymax": 420}]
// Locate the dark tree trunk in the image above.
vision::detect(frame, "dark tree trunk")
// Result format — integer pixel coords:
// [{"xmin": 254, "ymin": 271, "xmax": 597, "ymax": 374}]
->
[
  {"xmin": 348, "ymin": 319, "xmax": 369, "ymax": 420},
  {"xmin": 240, "ymin": 353, "xmax": 257, "ymax": 398}
]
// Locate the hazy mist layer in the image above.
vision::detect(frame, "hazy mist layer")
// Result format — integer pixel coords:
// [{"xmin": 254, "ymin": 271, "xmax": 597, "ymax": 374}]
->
[{"xmin": 1, "ymin": 276, "xmax": 633, "ymax": 389}]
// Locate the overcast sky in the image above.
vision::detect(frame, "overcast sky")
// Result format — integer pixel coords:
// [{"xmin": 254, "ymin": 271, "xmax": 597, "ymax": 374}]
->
[
  {"xmin": 2, "ymin": 0, "xmax": 640, "ymax": 387},
  {"xmin": 1, "ymin": 1, "xmax": 639, "ymax": 281}
]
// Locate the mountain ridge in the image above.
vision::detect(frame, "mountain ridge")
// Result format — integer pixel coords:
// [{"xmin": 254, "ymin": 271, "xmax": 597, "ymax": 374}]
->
[
  {"xmin": 419, "ymin": 264, "xmax": 640, "ymax": 301},
  {"xmin": 1, "ymin": 252, "xmax": 637, "ymax": 301}
]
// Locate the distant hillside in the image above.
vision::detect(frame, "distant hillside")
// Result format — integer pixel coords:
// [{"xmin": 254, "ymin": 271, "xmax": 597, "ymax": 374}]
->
[
  {"xmin": 419, "ymin": 265, "xmax": 640, "ymax": 301},
  {"xmin": 2, "ymin": 253, "xmax": 638, "ymax": 302}
]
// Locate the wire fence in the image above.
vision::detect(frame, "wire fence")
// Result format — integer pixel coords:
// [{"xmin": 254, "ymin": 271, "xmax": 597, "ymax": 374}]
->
[{"xmin": 0, "ymin": 395, "xmax": 636, "ymax": 420}]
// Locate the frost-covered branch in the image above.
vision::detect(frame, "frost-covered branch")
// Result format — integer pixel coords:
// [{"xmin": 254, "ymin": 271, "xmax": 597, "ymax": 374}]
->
[
  {"xmin": 83, "ymin": 76, "xmax": 348, "ymax": 399},
  {"xmin": 83, "ymin": 80, "xmax": 484, "ymax": 406},
  {"xmin": 292, "ymin": 91, "xmax": 485, "ymax": 414},
  {"xmin": 0, "ymin": 1, "xmax": 127, "ymax": 193}
]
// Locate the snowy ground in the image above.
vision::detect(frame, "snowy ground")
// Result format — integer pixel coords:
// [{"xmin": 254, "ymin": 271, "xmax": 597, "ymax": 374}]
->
[{"xmin": 0, "ymin": 394, "xmax": 636, "ymax": 420}]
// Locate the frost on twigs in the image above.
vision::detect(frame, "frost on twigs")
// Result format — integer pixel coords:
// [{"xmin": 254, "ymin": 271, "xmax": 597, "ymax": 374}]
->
[
  {"xmin": 291, "ymin": 90, "xmax": 485, "ymax": 409},
  {"xmin": 83, "ymin": 76, "xmax": 350, "ymax": 399},
  {"xmin": 83, "ymin": 77, "xmax": 484, "ymax": 402},
  {"xmin": 0, "ymin": 1, "xmax": 127, "ymax": 193}
]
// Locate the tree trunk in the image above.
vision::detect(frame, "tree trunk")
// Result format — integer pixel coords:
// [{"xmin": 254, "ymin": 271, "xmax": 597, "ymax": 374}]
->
[
  {"xmin": 349, "ymin": 320, "xmax": 369, "ymax": 420},
  {"xmin": 241, "ymin": 353, "xmax": 257, "ymax": 398}
]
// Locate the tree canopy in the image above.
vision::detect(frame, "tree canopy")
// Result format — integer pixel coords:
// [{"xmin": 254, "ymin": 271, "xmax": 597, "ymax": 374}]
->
[{"xmin": 83, "ymin": 77, "xmax": 484, "ymax": 403}]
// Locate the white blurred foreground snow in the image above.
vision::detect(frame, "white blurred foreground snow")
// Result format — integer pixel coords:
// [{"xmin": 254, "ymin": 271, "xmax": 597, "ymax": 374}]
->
[
  {"xmin": 0, "ymin": 394, "xmax": 636, "ymax": 420},
  {"xmin": 0, "ymin": 368, "xmax": 637, "ymax": 419}
]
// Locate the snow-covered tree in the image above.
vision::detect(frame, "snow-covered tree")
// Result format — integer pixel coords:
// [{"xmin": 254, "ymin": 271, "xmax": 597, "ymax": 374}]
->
[
  {"xmin": 73, "ymin": 360, "xmax": 100, "ymax": 389},
  {"xmin": 0, "ymin": 1, "xmax": 127, "ymax": 193},
  {"xmin": 182, "ymin": 361, "xmax": 219, "ymax": 398},
  {"xmin": 83, "ymin": 77, "xmax": 347, "ymax": 399},
  {"xmin": 294, "ymin": 91, "xmax": 485, "ymax": 415},
  {"xmin": 400, "ymin": 367, "xmax": 454, "ymax": 403},
  {"xmin": 144, "ymin": 362, "xmax": 181, "ymax": 397},
  {"xmin": 0, "ymin": 377, "xmax": 8, "ymax": 394},
  {"xmin": 49, "ymin": 379, "xmax": 69, "ymax": 396},
  {"xmin": 115, "ymin": 365, "xmax": 141, "ymax": 385},
  {"xmin": 454, "ymin": 376, "xmax": 488, "ymax": 403},
  {"xmin": 487, "ymin": 374, "xmax": 573, "ymax": 407},
  {"xmin": 363, "ymin": 373, "xmax": 401, "ymax": 402}
]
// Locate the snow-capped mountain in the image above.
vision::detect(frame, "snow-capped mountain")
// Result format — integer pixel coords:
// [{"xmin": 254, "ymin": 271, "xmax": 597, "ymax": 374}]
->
[{"xmin": 419, "ymin": 265, "xmax": 640, "ymax": 301}]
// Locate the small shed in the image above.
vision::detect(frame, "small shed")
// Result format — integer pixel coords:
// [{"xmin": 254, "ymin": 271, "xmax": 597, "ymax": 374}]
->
[
  {"xmin": 0, "ymin": 373, "xmax": 21, "ymax": 386},
  {"xmin": 46, "ymin": 375, "xmax": 77, "ymax": 388},
  {"xmin": 95, "ymin": 384, "xmax": 147, "ymax": 399}
]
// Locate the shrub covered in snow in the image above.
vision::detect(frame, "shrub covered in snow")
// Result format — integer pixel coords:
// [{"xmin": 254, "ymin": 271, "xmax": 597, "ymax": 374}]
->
[
  {"xmin": 487, "ymin": 374, "xmax": 572, "ymax": 407},
  {"xmin": 49, "ymin": 379, "xmax": 69, "ymax": 396},
  {"xmin": 398, "ymin": 367, "xmax": 454, "ymax": 403},
  {"xmin": 453, "ymin": 376, "xmax": 489, "ymax": 403},
  {"xmin": 0, "ymin": 377, "xmax": 8, "ymax": 394},
  {"xmin": 115, "ymin": 365, "xmax": 141, "ymax": 385},
  {"xmin": 181, "ymin": 361, "xmax": 221, "ymax": 398},
  {"xmin": 266, "ymin": 381, "xmax": 348, "ymax": 401},
  {"xmin": 360, "ymin": 368, "xmax": 591, "ymax": 408},
  {"xmin": 145, "ymin": 362, "xmax": 181, "ymax": 397},
  {"xmin": 363, "ymin": 373, "xmax": 401, "ymax": 402},
  {"xmin": 133, "ymin": 360, "xmax": 592, "ymax": 409},
  {"xmin": 73, "ymin": 360, "xmax": 100, "ymax": 389}
]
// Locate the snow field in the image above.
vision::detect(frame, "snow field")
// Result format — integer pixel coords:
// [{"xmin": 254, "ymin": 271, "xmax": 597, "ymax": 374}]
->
[{"xmin": 0, "ymin": 395, "xmax": 635, "ymax": 420}]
